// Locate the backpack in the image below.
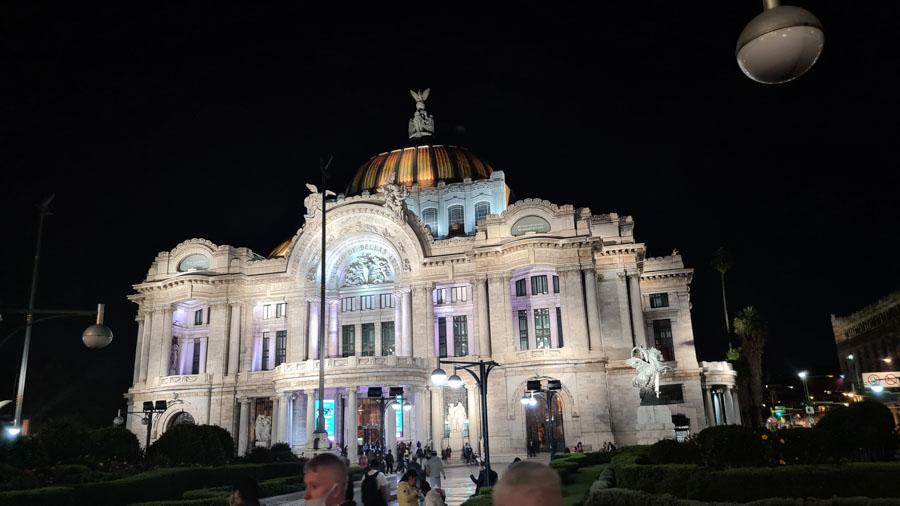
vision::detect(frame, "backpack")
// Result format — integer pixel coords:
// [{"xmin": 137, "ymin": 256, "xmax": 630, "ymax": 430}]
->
[{"xmin": 361, "ymin": 472, "xmax": 387, "ymax": 506}]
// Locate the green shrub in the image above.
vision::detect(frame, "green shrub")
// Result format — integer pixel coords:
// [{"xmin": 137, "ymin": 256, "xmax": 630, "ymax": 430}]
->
[
  {"xmin": 460, "ymin": 495, "xmax": 493, "ymax": 506},
  {"xmin": 71, "ymin": 462, "xmax": 302, "ymax": 506},
  {"xmin": 610, "ymin": 445, "xmax": 649, "ymax": 467},
  {"xmin": 478, "ymin": 486, "xmax": 493, "ymax": 496},
  {"xmin": 257, "ymin": 474, "xmax": 304, "ymax": 496},
  {"xmin": 3, "ymin": 435, "xmax": 50, "ymax": 469},
  {"xmin": 35, "ymin": 419, "xmax": 89, "ymax": 465},
  {"xmin": 0, "ymin": 462, "xmax": 41, "ymax": 490},
  {"xmin": 581, "ymin": 451, "xmax": 614, "ymax": 466},
  {"xmin": 549, "ymin": 460, "xmax": 579, "ymax": 483},
  {"xmin": 181, "ymin": 485, "xmax": 231, "ymax": 499},
  {"xmin": 588, "ymin": 468, "xmax": 615, "ymax": 493},
  {"xmin": 770, "ymin": 428, "xmax": 828, "ymax": 465},
  {"xmin": 86, "ymin": 427, "xmax": 142, "ymax": 463},
  {"xmin": 245, "ymin": 446, "xmax": 272, "ymax": 463},
  {"xmin": 586, "ymin": 487, "xmax": 683, "ymax": 506},
  {"xmin": 202, "ymin": 426, "xmax": 235, "ymax": 460},
  {"xmin": 131, "ymin": 499, "xmax": 228, "ymax": 506},
  {"xmin": 269, "ymin": 442, "xmax": 296, "ymax": 462},
  {"xmin": 696, "ymin": 425, "xmax": 767, "ymax": 468},
  {"xmin": 647, "ymin": 439, "xmax": 699, "ymax": 465},
  {"xmin": 148, "ymin": 425, "xmax": 227, "ymax": 467},
  {"xmin": 815, "ymin": 401, "xmax": 897, "ymax": 461},
  {"xmin": 0, "ymin": 485, "xmax": 75, "ymax": 506},
  {"xmin": 615, "ymin": 463, "xmax": 704, "ymax": 498}
]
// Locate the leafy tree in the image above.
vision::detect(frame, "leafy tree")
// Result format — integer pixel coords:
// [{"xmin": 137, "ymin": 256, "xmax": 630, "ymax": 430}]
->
[
  {"xmin": 733, "ymin": 307, "xmax": 767, "ymax": 427},
  {"xmin": 710, "ymin": 247, "xmax": 735, "ymax": 349}
]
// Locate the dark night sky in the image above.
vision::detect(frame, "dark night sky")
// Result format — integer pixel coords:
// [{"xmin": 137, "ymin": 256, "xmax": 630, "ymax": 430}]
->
[{"xmin": 1, "ymin": 3, "xmax": 898, "ymax": 427}]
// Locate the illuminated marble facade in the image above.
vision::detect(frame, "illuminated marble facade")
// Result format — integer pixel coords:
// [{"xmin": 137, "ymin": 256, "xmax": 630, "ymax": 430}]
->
[{"xmin": 124, "ymin": 94, "xmax": 737, "ymax": 459}]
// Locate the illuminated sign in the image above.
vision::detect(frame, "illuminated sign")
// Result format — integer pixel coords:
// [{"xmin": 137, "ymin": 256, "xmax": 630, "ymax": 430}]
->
[
  {"xmin": 511, "ymin": 215, "xmax": 551, "ymax": 236},
  {"xmin": 314, "ymin": 400, "xmax": 336, "ymax": 440},
  {"xmin": 863, "ymin": 371, "xmax": 899, "ymax": 388},
  {"xmin": 395, "ymin": 397, "xmax": 403, "ymax": 438},
  {"xmin": 178, "ymin": 254, "xmax": 210, "ymax": 271}
]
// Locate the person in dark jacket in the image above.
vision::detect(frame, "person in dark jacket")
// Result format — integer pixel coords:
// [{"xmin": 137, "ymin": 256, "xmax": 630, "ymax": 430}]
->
[{"xmin": 468, "ymin": 461, "xmax": 498, "ymax": 498}]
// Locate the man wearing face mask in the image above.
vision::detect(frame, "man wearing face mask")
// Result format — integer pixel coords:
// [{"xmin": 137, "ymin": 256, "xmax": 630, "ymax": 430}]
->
[{"xmin": 304, "ymin": 453, "xmax": 349, "ymax": 506}]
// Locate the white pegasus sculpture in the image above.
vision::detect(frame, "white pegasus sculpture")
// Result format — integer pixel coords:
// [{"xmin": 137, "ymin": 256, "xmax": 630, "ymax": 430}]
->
[{"xmin": 625, "ymin": 344, "xmax": 673, "ymax": 398}]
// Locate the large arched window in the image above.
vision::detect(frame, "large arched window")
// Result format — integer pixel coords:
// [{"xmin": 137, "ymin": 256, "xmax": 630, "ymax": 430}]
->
[
  {"xmin": 448, "ymin": 205, "xmax": 464, "ymax": 235},
  {"xmin": 169, "ymin": 411, "xmax": 195, "ymax": 428},
  {"xmin": 423, "ymin": 208, "xmax": 438, "ymax": 237},
  {"xmin": 475, "ymin": 201, "xmax": 490, "ymax": 223}
]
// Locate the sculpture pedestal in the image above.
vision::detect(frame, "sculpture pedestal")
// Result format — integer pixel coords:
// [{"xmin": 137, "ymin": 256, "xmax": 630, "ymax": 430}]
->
[
  {"xmin": 635, "ymin": 405, "xmax": 676, "ymax": 445},
  {"xmin": 304, "ymin": 431, "xmax": 333, "ymax": 457},
  {"xmin": 447, "ymin": 432, "xmax": 465, "ymax": 456}
]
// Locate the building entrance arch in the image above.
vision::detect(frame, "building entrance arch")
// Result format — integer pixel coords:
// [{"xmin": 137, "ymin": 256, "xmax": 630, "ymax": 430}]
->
[{"xmin": 524, "ymin": 393, "xmax": 565, "ymax": 454}]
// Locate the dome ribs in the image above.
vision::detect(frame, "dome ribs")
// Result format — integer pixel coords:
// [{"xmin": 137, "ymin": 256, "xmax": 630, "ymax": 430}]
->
[
  {"xmin": 416, "ymin": 145, "xmax": 435, "ymax": 188},
  {"xmin": 433, "ymin": 145, "xmax": 453, "ymax": 181},
  {"xmin": 398, "ymin": 147, "xmax": 415, "ymax": 187},
  {"xmin": 451, "ymin": 145, "xmax": 473, "ymax": 180},
  {"xmin": 347, "ymin": 145, "xmax": 495, "ymax": 195}
]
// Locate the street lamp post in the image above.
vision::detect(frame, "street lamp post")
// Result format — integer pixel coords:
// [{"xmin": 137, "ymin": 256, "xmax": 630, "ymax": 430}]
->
[
  {"xmin": 1, "ymin": 196, "xmax": 114, "ymax": 437},
  {"xmin": 114, "ymin": 399, "xmax": 183, "ymax": 450},
  {"xmin": 798, "ymin": 371, "xmax": 811, "ymax": 404},
  {"xmin": 431, "ymin": 358, "xmax": 500, "ymax": 487},
  {"xmin": 846, "ymin": 354, "xmax": 860, "ymax": 394},
  {"xmin": 521, "ymin": 379, "xmax": 562, "ymax": 458}
]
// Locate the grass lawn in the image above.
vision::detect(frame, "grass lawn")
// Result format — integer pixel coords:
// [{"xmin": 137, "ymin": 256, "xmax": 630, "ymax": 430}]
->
[{"xmin": 561, "ymin": 464, "xmax": 607, "ymax": 506}]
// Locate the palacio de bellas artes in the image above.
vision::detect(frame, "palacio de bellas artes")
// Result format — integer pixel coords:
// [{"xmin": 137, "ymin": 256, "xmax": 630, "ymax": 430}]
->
[{"xmin": 124, "ymin": 89, "xmax": 739, "ymax": 462}]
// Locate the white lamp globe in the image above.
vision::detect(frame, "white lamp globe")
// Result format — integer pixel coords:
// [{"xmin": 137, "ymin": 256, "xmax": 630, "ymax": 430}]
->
[
  {"xmin": 447, "ymin": 374, "xmax": 464, "ymax": 389},
  {"xmin": 403, "ymin": 400, "xmax": 412, "ymax": 411},
  {"xmin": 529, "ymin": 396, "xmax": 538, "ymax": 407},
  {"xmin": 736, "ymin": 5, "xmax": 824, "ymax": 84},
  {"xmin": 520, "ymin": 395, "xmax": 531, "ymax": 406},
  {"xmin": 431, "ymin": 368, "xmax": 447, "ymax": 386}
]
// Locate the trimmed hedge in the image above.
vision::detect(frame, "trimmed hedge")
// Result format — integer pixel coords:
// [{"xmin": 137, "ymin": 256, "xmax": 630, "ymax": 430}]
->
[
  {"xmin": 148, "ymin": 425, "xmax": 229, "ymax": 467},
  {"xmin": 548, "ymin": 460, "xmax": 580, "ymax": 483},
  {"xmin": 647, "ymin": 439, "xmax": 699, "ymax": 465},
  {"xmin": 0, "ymin": 461, "xmax": 303, "ymax": 506},
  {"xmin": 696, "ymin": 425, "xmax": 767, "ymax": 468},
  {"xmin": 587, "ymin": 487, "xmax": 684, "ymax": 506}
]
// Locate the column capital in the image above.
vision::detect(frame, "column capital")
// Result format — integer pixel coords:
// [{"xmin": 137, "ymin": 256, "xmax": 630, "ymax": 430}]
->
[
  {"xmin": 580, "ymin": 265, "xmax": 597, "ymax": 274},
  {"xmin": 209, "ymin": 299, "xmax": 230, "ymax": 309},
  {"xmin": 412, "ymin": 283, "xmax": 432, "ymax": 294},
  {"xmin": 306, "ymin": 296, "xmax": 321, "ymax": 303},
  {"xmin": 473, "ymin": 273, "xmax": 488, "ymax": 282},
  {"xmin": 326, "ymin": 297, "xmax": 341, "ymax": 306},
  {"xmin": 556, "ymin": 265, "xmax": 583, "ymax": 274},
  {"xmin": 487, "ymin": 272, "xmax": 511, "ymax": 282},
  {"xmin": 395, "ymin": 286, "xmax": 412, "ymax": 296},
  {"xmin": 238, "ymin": 397, "xmax": 251, "ymax": 404},
  {"xmin": 625, "ymin": 269, "xmax": 641, "ymax": 278},
  {"xmin": 228, "ymin": 297, "xmax": 246, "ymax": 308}
]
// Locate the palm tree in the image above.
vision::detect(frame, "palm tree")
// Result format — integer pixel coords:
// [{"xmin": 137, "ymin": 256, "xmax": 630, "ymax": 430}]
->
[
  {"xmin": 710, "ymin": 247, "xmax": 734, "ymax": 349},
  {"xmin": 733, "ymin": 306, "xmax": 767, "ymax": 427}
]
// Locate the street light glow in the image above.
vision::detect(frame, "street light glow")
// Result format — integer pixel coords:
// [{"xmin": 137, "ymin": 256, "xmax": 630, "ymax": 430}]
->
[
  {"xmin": 430, "ymin": 368, "xmax": 447, "ymax": 386},
  {"xmin": 5, "ymin": 427, "xmax": 21, "ymax": 437},
  {"xmin": 798, "ymin": 371, "xmax": 807, "ymax": 379},
  {"xmin": 447, "ymin": 373, "xmax": 464, "ymax": 389}
]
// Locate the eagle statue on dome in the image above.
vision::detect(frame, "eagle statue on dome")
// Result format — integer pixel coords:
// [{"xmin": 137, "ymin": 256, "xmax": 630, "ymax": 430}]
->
[
  {"xmin": 408, "ymin": 88, "xmax": 434, "ymax": 139},
  {"xmin": 304, "ymin": 183, "xmax": 336, "ymax": 218}
]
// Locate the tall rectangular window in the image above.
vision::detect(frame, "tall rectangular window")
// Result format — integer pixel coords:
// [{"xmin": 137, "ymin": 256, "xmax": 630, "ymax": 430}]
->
[
  {"xmin": 276, "ymin": 303, "xmax": 286, "ymax": 318},
  {"xmin": 653, "ymin": 319, "xmax": 675, "ymax": 361},
  {"xmin": 518, "ymin": 310, "xmax": 529, "ymax": 350},
  {"xmin": 261, "ymin": 332, "xmax": 270, "ymax": 371},
  {"xmin": 361, "ymin": 295, "xmax": 376, "ymax": 310},
  {"xmin": 423, "ymin": 208, "xmax": 438, "ymax": 237},
  {"xmin": 650, "ymin": 293, "xmax": 669, "ymax": 308},
  {"xmin": 361, "ymin": 323, "xmax": 375, "ymax": 356},
  {"xmin": 453, "ymin": 316, "xmax": 468, "ymax": 356},
  {"xmin": 191, "ymin": 339, "xmax": 201, "ymax": 374},
  {"xmin": 341, "ymin": 297, "xmax": 355, "ymax": 312},
  {"xmin": 553, "ymin": 275, "xmax": 560, "ymax": 294},
  {"xmin": 438, "ymin": 317, "xmax": 447, "ymax": 358},
  {"xmin": 556, "ymin": 307, "xmax": 564, "ymax": 348},
  {"xmin": 448, "ymin": 205, "xmax": 464, "ymax": 227},
  {"xmin": 382, "ymin": 322, "xmax": 395, "ymax": 355},
  {"xmin": 206, "ymin": 308, "xmax": 210, "ymax": 324},
  {"xmin": 531, "ymin": 275, "xmax": 548, "ymax": 295},
  {"xmin": 263, "ymin": 305, "xmax": 271, "ymax": 320},
  {"xmin": 534, "ymin": 308, "xmax": 551, "ymax": 349},
  {"xmin": 194, "ymin": 309, "xmax": 203, "ymax": 325},
  {"xmin": 342, "ymin": 325, "xmax": 355, "ymax": 357},
  {"xmin": 515, "ymin": 279, "xmax": 527, "ymax": 297},
  {"xmin": 475, "ymin": 202, "xmax": 491, "ymax": 223},
  {"xmin": 380, "ymin": 294, "xmax": 395, "ymax": 308},
  {"xmin": 435, "ymin": 288, "xmax": 444, "ymax": 305},
  {"xmin": 275, "ymin": 330, "xmax": 287, "ymax": 366}
]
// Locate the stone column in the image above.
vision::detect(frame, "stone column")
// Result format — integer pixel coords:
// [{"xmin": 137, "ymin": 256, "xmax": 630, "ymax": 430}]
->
[
  {"xmin": 238, "ymin": 398, "xmax": 251, "ymax": 456},
  {"xmin": 712, "ymin": 390, "xmax": 722, "ymax": 426},
  {"xmin": 414, "ymin": 387, "xmax": 427, "ymax": 447},
  {"xmin": 286, "ymin": 297, "xmax": 308, "ymax": 363},
  {"xmin": 227, "ymin": 302, "xmax": 242, "ymax": 376},
  {"xmin": 308, "ymin": 298, "xmax": 321, "ymax": 360},
  {"xmin": 139, "ymin": 308, "xmax": 154, "ymax": 383},
  {"xmin": 730, "ymin": 388, "xmax": 742, "ymax": 425},
  {"xmin": 582, "ymin": 267, "xmax": 602, "ymax": 350},
  {"xmin": 239, "ymin": 302, "xmax": 254, "ymax": 373},
  {"xmin": 306, "ymin": 390, "xmax": 316, "ymax": 445},
  {"xmin": 703, "ymin": 387, "xmax": 715, "ymax": 428},
  {"xmin": 328, "ymin": 298, "xmax": 340, "ymax": 358},
  {"xmin": 354, "ymin": 323, "xmax": 362, "ymax": 357},
  {"xmin": 133, "ymin": 314, "xmax": 145, "ymax": 384},
  {"xmin": 158, "ymin": 305, "xmax": 174, "ymax": 377},
  {"xmin": 198, "ymin": 338, "xmax": 208, "ymax": 374},
  {"xmin": 281, "ymin": 392, "xmax": 293, "ymax": 443},
  {"xmin": 204, "ymin": 302, "xmax": 228, "ymax": 376},
  {"xmin": 286, "ymin": 393, "xmax": 295, "ymax": 446},
  {"xmin": 431, "ymin": 386, "xmax": 444, "ymax": 448},
  {"xmin": 726, "ymin": 386, "xmax": 738, "ymax": 424},
  {"xmin": 487, "ymin": 273, "xmax": 512, "ymax": 357},
  {"xmin": 401, "ymin": 288, "xmax": 413, "ymax": 356},
  {"xmin": 561, "ymin": 267, "xmax": 589, "ymax": 353},
  {"xmin": 272, "ymin": 395, "xmax": 281, "ymax": 446},
  {"xmin": 627, "ymin": 271, "xmax": 647, "ymax": 346},
  {"xmin": 346, "ymin": 386, "xmax": 358, "ymax": 464},
  {"xmin": 475, "ymin": 275, "xmax": 491, "ymax": 358},
  {"xmin": 466, "ymin": 384, "xmax": 481, "ymax": 446}
]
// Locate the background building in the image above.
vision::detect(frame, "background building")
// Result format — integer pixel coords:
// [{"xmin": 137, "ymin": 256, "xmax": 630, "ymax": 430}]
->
[{"xmin": 124, "ymin": 92, "xmax": 737, "ymax": 460}]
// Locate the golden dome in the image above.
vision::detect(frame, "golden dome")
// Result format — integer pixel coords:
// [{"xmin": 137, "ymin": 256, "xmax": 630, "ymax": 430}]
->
[{"xmin": 346, "ymin": 144, "xmax": 493, "ymax": 196}]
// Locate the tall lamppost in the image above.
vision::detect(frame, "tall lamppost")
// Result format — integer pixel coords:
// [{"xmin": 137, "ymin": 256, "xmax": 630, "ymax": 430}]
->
[
  {"xmin": 521, "ymin": 379, "xmax": 562, "ymax": 458},
  {"xmin": 431, "ymin": 358, "xmax": 500, "ymax": 487},
  {"xmin": 309, "ymin": 157, "xmax": 334, "ymax": 452},
  {"xmin": 1, "ymin": 195, "xmax": 114, "ymax": 437},
  {"xmin": 798, "ymin": 371, "xmax": 811, "ymax": 403},
  {"xmin": 846, "ymin": 354, "xmax": 860, "ymax": 394}
]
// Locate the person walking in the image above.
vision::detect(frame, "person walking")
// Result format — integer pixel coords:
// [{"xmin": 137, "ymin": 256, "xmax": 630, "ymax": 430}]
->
[
  {"xmin": 425, "ymin": 451, "xmax": 447, "ymax": 489},
  {"xmin": 396, "ymin": 470, "xmax": 419, "ymax": 506},
  {"xmin": 468, "ymin": 460, "xmax": 498, "ymax": 498},
  {"xmin": 360, "ymin": 460, "xmax": 388, "ymax": 506},
  {"xmin": 384, "ymin": 450, "xmax": 394, "ymax": 474}
]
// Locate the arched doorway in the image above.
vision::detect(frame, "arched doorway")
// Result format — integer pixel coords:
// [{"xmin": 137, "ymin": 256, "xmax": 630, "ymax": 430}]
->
[
  {"xmin": 168, "ymin": 411, "xmax": 195, "ymax": 428},
  {"xmin": 524, "ymin": 393, "xmax": 565, "ymax": 453}
]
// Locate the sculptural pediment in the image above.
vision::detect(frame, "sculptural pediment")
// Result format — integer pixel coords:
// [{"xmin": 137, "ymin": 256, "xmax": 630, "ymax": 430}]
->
[{"xmin": 341, "ymin": 252, "xmax": 395, "ymax": 287}]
